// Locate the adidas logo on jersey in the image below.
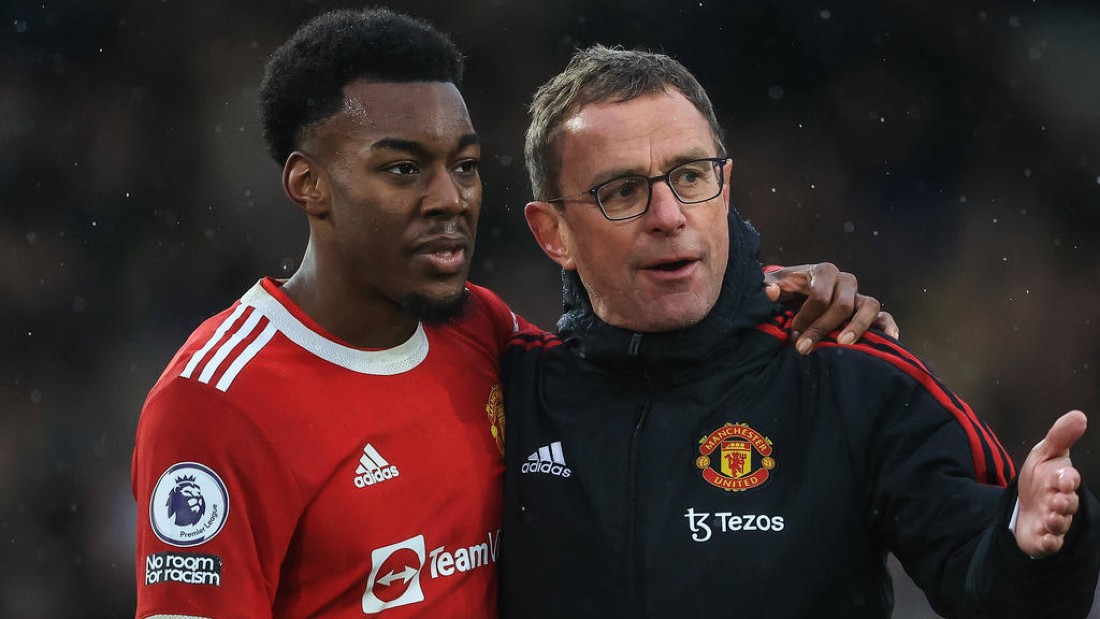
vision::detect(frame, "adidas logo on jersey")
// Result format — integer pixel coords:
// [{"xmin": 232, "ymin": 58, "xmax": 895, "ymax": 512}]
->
[
  {"xmin": 354, "ymin": 443, "xmax": 400, "ymax": 488},
  {"xmin": 521, "ymin": 441, "xmax": 571, "ymax": 477}
]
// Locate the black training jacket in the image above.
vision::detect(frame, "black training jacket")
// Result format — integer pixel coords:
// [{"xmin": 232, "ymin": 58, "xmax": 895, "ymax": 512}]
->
[{"xmin": 499, "ymin": 211, "xmax": 1100, "ymax": 618}]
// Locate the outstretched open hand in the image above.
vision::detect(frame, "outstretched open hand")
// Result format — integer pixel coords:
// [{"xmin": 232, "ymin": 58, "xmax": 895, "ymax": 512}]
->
[{"xmin": 1014, "ymin": 410, "xmax": 1088, "ymax": 558}]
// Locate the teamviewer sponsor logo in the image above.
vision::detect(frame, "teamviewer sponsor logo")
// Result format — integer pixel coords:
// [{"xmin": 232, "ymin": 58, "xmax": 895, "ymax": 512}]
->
[
  {"xmin": 354, "ymin": 443, "xmax": 400, "ymax": 488},
  {"xmin": 521, "ymin": 441, "xmax": 571, "ymax": 477},
  {"xmin": 361, "ymin": 530, "xmax": 501, "ymax": 614},
  {"xmin": 362, "ymin": 535, "xmax": 425, "ymax": 613}
]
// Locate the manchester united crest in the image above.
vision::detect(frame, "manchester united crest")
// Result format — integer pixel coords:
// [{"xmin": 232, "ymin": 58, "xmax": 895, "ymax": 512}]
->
[
  {"xmin": 485, "ymin": 384, "xmax": 505, "ymax": 455},
  {"xmin": 695, "ymin": 422, "xmax": 776, "ymax": 492}
]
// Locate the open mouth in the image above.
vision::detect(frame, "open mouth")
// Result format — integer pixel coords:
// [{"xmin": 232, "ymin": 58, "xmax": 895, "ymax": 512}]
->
[
  {"xmin": 429, "ymin": 247, "xmax": 463, "ymax": 259},
  {"xmin": 649, "ymin": 259, "xmax": 693, "ymax": 272},
  {"xmin": 418, "ymin": 245, "xmax": 467, "ymax": 274},
  {"xmin": 412, "ymin": 230, "xmax": 470, "ymax": 276}
]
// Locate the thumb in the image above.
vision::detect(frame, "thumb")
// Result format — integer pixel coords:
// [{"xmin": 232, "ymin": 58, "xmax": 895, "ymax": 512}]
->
[
  {"xmin": 765, "ymin": 282, "xmax": 781, "ymax": 302},
  {"xmin": 1033, "ymin": 410, "xmax": 1088, "ymax": 460}
]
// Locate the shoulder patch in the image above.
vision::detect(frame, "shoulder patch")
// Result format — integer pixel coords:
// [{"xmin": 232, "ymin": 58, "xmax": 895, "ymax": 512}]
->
[{"xmin": 150, "ymin": 462, "xmax": 230, "ymax": 547}]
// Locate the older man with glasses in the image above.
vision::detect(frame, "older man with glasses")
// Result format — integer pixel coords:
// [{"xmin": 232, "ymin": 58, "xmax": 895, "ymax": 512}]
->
[{"xmin": 498, "ymin": 45, "xmax": 1100, "ymax": 618}]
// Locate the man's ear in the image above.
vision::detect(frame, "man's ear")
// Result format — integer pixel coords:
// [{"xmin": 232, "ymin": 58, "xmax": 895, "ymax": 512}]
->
[
  {"xmin": 282, "ymin": 152, "xmax": 329, "ymax": 218},
  {"xmin": 719, "ymin": 158, "xmax": 733, "ymax": 215},
  {"xmin": 524, "ymin": 201, "xmax": 575, "ymax": 271}
]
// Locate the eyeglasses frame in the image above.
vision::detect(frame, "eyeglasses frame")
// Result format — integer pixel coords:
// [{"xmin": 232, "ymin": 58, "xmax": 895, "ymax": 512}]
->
[{"xmin": 544, "ymin": 156, "xmax": 731, "ymax": 221}]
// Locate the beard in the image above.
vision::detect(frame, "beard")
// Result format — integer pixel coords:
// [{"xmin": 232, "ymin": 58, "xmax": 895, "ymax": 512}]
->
[{"xmin": 399, "ymin": 288, "xmax": 469, "ymax": 323}]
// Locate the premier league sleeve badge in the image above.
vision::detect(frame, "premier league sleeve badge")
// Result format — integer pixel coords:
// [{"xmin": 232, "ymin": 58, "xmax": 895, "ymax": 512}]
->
[{"xmin": 150, "ymin": 462, "xmax": 230, "ymax": 547}]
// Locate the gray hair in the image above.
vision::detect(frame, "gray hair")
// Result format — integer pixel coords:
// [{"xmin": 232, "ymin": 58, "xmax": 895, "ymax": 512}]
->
[{"xmin": 524, "ymin": 45, "xmax": 726, "ymax": 201}]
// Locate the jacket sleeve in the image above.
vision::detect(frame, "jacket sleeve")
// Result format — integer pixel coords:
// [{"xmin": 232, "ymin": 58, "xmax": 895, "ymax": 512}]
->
[
  {"xmin": 828, "ymin": 335, "xmax": 1100, "ymax": 618},
  {"xmin": 967, "ymin": 480, "xmax": 1100, "ymax": 617}
]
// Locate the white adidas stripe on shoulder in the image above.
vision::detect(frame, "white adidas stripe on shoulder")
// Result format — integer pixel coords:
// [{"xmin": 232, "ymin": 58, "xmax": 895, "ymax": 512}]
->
[
  {"xmin": 239, "ymin": 282, "xmax": 429, "ymax": 375},
  {"xmin": 197, "ymin": 307, "xmax": 264, "ymax": 385},
  {"xmin": 180, "ymin": 304, "xmax": 272, "ymax": 393},
  {"xmin": 215, "ymin": 322, "xmax": 278, "ymax": 391},
  {"xmin": 179, "ymin": 281, "xmax": 431, "ymax": 391},
  {"xmin": 180, "ymin": 303, "xmax": 248, "ymax": 380}
]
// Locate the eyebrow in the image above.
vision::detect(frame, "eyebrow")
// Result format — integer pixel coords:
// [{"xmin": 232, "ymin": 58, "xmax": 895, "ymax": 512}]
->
[
  {"xmin": 588, "ymin": 148, "xmax": 717, "ymax": 187},
  {"xmin": 370, "ymin": 133, "xmax": 481, "ymax": 158}
]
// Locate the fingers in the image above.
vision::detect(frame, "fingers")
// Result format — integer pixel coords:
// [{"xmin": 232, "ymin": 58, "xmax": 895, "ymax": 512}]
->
[
  {"xmin": 1015, "ymin": 412, "xmax": 1087, "ymax": 557},
  {"xmin": 1051, "ymin": 466, "xmax": 1082, "ymax": 494},
  {"xmin": 1031, "ymin": 530, "xmax": 1068, "ymax": 556},
  {"xmin": 1033, "ymin": 410, "xmax": 1088, "ymax": 460},
  {"xmin": 762, "ymin": 264, "xmax": 813, "ymax": 302},
  {"xmin": 765, "ymin": 282, "xmax": 781, "ymax": 303},
  {"xmin": 1050, "ymin": 478, "xmax": 1081, "ymax": 514},
  {"xmin": 765, "ymin": 262, "xmax": 894, "ymax": 355},
  {"xmin": 1016, "ymin": 469, "xmax": 1081, "ymax": 557},
  {"xmin": 1044, "ymin": 467, "xmax": 1081, "ymax": 529},
  {"xmin": 789, "ymin": 264, "xmax": 853, "ymax": 354},
  {"xmin": 836, "ymin": 294, "xmax": 882, "ymax": 345},
  {"xmin": 872, "ymin": 310, "xmax": 899, "ymax": 340},
  {"xmin": 1036, "ymin": 486, "xmax": 1078, "ymax": 548}
]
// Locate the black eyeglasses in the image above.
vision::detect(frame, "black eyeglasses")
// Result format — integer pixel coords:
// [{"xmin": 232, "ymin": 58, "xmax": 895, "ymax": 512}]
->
[{"xmin": 546, "ymin": 157, "xmax": 731, "ymax": 221}]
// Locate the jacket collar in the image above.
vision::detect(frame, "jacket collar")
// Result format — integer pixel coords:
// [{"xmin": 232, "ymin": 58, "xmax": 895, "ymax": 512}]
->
[{"xmin": 556, "ymin": 206, "xmax": 777, "ymax": 374}]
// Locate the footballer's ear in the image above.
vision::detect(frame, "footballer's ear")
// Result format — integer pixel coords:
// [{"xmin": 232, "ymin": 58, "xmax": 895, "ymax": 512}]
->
[
  {"xmin": 524, "ymin": 201, "xmax": 575, "ymax": 271},
  {"xmin": 282, "ymin": 152, "xmax": 330, "ymax": 218}
]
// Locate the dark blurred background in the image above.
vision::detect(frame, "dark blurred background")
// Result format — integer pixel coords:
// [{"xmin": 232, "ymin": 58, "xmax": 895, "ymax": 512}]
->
[{"xmin": 3, "ymin": 0, "xmax": 1099, "ymax": 616}]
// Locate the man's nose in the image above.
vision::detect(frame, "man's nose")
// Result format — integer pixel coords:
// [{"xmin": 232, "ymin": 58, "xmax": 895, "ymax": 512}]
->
[
  {"xmin": 643, "ymin": 181, "xmax": 687, "ymax": 233},
  {"xmin": 423, "ymin": 168, "xmax": 468, "ymax": 217}
]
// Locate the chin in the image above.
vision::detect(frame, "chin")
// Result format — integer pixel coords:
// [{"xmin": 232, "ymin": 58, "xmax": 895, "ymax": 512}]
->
[
  {"xmin": 644, "ymin": 313, "xmax": 707, "ymax": 333},
  {"xmin": 399, "ymin": 287, "xmax": 469, "ymax": 323},
  {"xmin": 604, "ymin": 304, "xmax": 708, "ymax": 333},
  {"xmin": 617, "ymin": 291, "xmax": 714, "ymax": 332}
]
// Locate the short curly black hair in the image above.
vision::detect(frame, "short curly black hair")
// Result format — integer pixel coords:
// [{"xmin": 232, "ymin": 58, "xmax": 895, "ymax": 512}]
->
[{"xmin": 259, "ymin": 8, "xmax": 464, "ymax": 166}]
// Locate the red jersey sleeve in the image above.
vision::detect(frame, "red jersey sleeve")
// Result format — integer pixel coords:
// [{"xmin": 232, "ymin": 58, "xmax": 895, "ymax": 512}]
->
[
  {"xmin": 132, "ymin": 376, "xmax": 306, "ymax": 619},
  {"xmin": 465, "ymin": 283, "xmax": 541, "ymax": 354}
]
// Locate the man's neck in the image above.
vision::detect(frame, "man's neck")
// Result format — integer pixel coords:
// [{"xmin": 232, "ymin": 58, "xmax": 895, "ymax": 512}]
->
[{"xmin": 281, "ymin": 246, "xmax": 418, "ymax": 350}]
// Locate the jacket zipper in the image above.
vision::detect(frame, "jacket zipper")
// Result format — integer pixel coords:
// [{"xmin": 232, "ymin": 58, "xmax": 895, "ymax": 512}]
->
[{"xmin": 626, "ymin": 368, "xmax": 651, "ymax": 617}]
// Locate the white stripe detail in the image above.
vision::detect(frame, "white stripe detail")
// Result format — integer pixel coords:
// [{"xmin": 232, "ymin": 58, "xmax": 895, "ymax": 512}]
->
[
  {"xmin": 363, "ymin": 455, "xmax": 380, "ymax": 474},
  {"xmin": 180, "ymin": 304, "xmax": 249, "ymax": 379},
  {"xmin": 238, "ymin": 281, "xmax": 429, "ymax": 375},
  {"xmin": 527, "ymin": 441, "xmax": 567, "ymax": 465},
  {"xmin": 215, "ymin": 322, "xmax": 278, "ymax": 392},
  {"xmin": 198, "ymin": 308, "xmax": 263, "ymax": 384},
  {"xmin": 363, "ymin": 443, "xmax": 389, "ymax": 467},
  {"xmin": 356, "ymin": 454, "xmax": 377, "ymax": 474},
  {"xmin": 356, "ymin": 443, "xmax": 390, "ymax": 474},
  {"xmin": 550, "ymin": 441, "xmax": 565, "ymax": 465},
  {"xmin": 510, "ymin": 311, "xmax": 519, "ymax": 333}
]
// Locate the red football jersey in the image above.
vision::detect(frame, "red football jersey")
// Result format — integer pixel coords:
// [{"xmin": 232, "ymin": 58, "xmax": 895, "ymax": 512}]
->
[{"xmin": 133, "ymin": 278, "xmax": 524, "ymax": 618}]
